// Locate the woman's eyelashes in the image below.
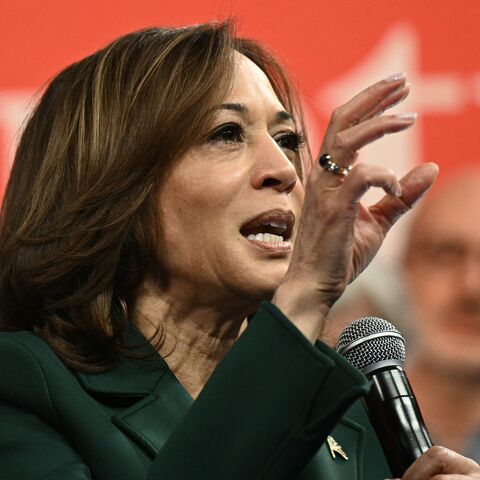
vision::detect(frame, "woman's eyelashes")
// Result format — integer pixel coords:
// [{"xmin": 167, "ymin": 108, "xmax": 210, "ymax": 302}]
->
[
  {"xmin": 207, "ymin": 122, "xmax": 305, "ymax": 153},
  {"xmin": 208, "ymin": 122, "xmax": 246, "ymax": 144},
  {"xmin": 275, "ymin": 131, "xmax": 305, "ymax": 153}
]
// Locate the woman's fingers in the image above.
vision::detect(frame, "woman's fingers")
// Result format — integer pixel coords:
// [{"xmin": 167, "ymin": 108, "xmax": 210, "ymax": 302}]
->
[
  {"xmin": 381, "ymin": 83, "xmax": 410, "ymax": 112},
  {"xmin": 364, "ymin": 82, "xmax": 410, "ymax": 119},
  {"xmin": 326, "ymin": 113, "xmax": 416, "ymax": 166},
  {"xmin": 328, "ymin": 74, "xmax": 408, "ymax": 131},
  {"xmin": 316, "ymin": 75, "xmax": 414, "ymax": 182},
  {"xmin": 368, "ymin": 163, "xmax": 439, "ymax": 232},
  {"xmin": 402, "ymin": 446, "xmax": 480, "ymax": 480},
  {"xmin": 339, "ymin": 163, "xmax": 403, "ymax": 204}
]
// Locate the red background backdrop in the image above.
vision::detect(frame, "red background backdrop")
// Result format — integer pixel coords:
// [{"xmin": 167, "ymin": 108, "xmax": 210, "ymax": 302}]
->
[{"xmin": 1, "ymin": 0, "xmax": 479, "ymax": 223}]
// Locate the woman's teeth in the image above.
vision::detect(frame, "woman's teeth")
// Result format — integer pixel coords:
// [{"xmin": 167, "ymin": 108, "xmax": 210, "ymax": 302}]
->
[{"xmin": 246, "ymin": 233, "xmax": 284, "ymax": 243}]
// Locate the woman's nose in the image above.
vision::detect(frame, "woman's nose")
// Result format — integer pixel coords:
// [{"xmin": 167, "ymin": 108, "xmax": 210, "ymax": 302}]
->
[{"xmin": 250, "ymin": 137, "xmax": 299, "ymax": 194}]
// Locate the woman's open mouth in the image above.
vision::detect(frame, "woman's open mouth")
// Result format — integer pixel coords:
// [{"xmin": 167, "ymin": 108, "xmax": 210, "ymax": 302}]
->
[{"xmin": 240, "ymin": 209, "xmax": 295, "ymax": 251}]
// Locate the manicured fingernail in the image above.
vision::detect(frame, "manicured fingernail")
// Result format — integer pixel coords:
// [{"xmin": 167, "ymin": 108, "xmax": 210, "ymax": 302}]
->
[
  {"xmin": 425, "ymin": 162, "xmax": 440, "ymax": 176},
  {"xmin": 384, "ymin": 72, "xmax": 405, "ymax": 82},
  {"xmin": 396, "ymin": 112, "xmax": 417, "ymax": 121},
  {"xmin": 394, "ymin": 184, "xmax": 402, "ymax": 197}
]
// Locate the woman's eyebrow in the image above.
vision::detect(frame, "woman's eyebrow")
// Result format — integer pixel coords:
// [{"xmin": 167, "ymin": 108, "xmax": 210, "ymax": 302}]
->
[
  {"xmin": 219, "ymin": 103, "xmax": 294, "ymax": 123},
  {"xmin": 275, "ymin": 110, "xmax": 294, "ymax": 123},
  {"xmin": 219, "ymin": 103, "xmax": 248, "ymax": 114}
]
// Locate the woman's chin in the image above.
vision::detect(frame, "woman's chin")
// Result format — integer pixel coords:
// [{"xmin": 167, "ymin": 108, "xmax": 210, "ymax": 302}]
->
[{"xmin": 236, "ymin": 267, "xmax": 287, "ymax": 302}]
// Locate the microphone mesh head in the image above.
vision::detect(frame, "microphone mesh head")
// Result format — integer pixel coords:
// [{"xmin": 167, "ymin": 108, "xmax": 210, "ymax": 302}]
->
[{"xmin": 335, "ymin": 316, "xmax": 406, "ymax": 372}]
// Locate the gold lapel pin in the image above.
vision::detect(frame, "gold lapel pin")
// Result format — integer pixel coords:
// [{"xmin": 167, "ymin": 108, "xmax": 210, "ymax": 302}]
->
[{"xmin": 327, "ymin": 435, "xmax": 348, "ymax": 461}]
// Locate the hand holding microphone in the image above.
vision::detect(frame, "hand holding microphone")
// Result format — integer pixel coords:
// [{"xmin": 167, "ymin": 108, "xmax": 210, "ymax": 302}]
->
[{"xmin": 337, "ymin": 316, "xmax": 480, "ymax": 479}]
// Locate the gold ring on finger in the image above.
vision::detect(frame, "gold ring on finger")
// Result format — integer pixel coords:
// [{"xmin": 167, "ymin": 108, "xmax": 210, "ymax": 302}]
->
[{"xmin": 319, "ymin": 153, "xmax": 353, "ymax": 177}]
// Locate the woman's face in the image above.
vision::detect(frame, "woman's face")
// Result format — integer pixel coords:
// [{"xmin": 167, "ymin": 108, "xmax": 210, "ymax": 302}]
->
[{"xmin": 157, "ymin": 53, "xmax": 305, "ymax": 305}]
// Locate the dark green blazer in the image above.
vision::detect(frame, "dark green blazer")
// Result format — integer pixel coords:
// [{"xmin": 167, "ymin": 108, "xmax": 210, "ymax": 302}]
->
[{"xmin": 0, "ymin": 302, "xmax": 391, "ymax": 479}]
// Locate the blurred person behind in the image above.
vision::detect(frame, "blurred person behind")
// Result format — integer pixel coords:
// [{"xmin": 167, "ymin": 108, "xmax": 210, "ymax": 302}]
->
[{"xmin": 403, "ymin": 168, "xmax": 480, "ymax": 459}]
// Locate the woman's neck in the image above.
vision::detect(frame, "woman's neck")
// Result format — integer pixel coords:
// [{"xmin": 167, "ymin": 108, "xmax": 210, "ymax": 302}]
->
[{"xmin": 132, "ymin": 278, "xmax": 252, "ymax": 398}]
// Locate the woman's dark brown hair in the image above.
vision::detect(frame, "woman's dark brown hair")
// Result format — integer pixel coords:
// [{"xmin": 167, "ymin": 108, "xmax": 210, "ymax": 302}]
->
[{"xmin": 0, "ymin": 22, "xmax": 307, "ymax": 371}]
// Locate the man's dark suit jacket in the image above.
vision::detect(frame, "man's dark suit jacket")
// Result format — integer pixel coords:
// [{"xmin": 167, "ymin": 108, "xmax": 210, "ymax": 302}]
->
[{"xmin": 0, "ymin": 302, "xmax": 391, "ymax": 479}]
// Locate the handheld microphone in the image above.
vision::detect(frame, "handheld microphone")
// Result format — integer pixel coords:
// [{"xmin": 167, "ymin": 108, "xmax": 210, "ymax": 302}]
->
[{"xmin": 336, "ymin": 317, "xmax": 433, "ymax": 478}]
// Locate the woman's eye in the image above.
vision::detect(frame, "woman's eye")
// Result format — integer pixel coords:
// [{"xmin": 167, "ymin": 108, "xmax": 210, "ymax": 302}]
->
[
  {"xmin": 208, "ymin": 124, "xmax": 245, "ymax": 144},
  {"xmin": 275, "ymin": 132, "xmax": 305, "ymax": 152}
]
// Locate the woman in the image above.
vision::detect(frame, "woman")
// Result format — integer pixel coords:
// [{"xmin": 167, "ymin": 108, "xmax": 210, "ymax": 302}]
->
[{"xmin": 0, "ymin": 22, "xmax": 477, "ymax": 479}]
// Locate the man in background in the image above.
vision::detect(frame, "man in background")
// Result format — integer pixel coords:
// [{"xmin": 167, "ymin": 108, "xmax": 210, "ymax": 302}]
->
[{"xmin": 402, "ymin": 168, "xmax": 480, "ymax": 458}]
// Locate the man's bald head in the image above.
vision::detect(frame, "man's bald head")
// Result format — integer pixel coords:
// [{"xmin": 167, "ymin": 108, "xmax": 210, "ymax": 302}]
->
[{"xmin": 404, "ymin": 169, "xmax": 480, "ymax": 261}]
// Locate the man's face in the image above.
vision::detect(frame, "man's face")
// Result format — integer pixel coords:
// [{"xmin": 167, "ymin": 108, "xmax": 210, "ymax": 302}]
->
[{"xmin": 404, "ymin": 173, "xmax": 480, "ymax": 375}]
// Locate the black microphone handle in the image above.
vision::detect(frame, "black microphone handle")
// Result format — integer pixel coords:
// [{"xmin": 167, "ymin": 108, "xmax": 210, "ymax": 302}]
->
[{"xmin": 362, "ymin": 366, "xmax": 433, "ymax": 478}]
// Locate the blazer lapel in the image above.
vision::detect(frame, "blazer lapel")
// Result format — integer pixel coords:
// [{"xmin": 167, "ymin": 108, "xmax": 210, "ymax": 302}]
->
[
  {"xmin": 298, "ymin": 415, "xmax": 365, "ymax": 480},
  {"xmin": 112, "ymin": 369, "xmax": 193, "ymax": 456},
  {"xmin": 75, "ymin": 323, "xmax": 193, "ymax": 458}
]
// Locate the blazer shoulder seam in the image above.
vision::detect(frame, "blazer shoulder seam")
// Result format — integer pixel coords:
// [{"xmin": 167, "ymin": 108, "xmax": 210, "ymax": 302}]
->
[{"xmin": 0, "ymin": 335, "xmax": 60, "ymax": 423}]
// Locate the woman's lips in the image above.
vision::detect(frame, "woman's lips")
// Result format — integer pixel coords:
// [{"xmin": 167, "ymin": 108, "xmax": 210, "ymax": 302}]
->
[
  {"xmin": 240, "ymin": 209, "xmax": 295, "ymax": 239},
  {"xmin": 240, "ymin": 209, "xmax": 295, "ymax": 253}
]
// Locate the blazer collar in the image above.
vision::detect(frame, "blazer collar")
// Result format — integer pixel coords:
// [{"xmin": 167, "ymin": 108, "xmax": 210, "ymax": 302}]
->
[
  {"xmin": 74, "ymin": 322, "xmax": 194, "ymax": 456},
  {"xmin": 75, "ymin": 322, "xmax": 170, "ymax": 397}
]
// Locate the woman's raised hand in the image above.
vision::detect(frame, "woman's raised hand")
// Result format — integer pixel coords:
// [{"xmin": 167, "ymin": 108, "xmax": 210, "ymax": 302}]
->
[{"xmin": 272, "ymin": 74, "xmax": 438, "ymax": 342}]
